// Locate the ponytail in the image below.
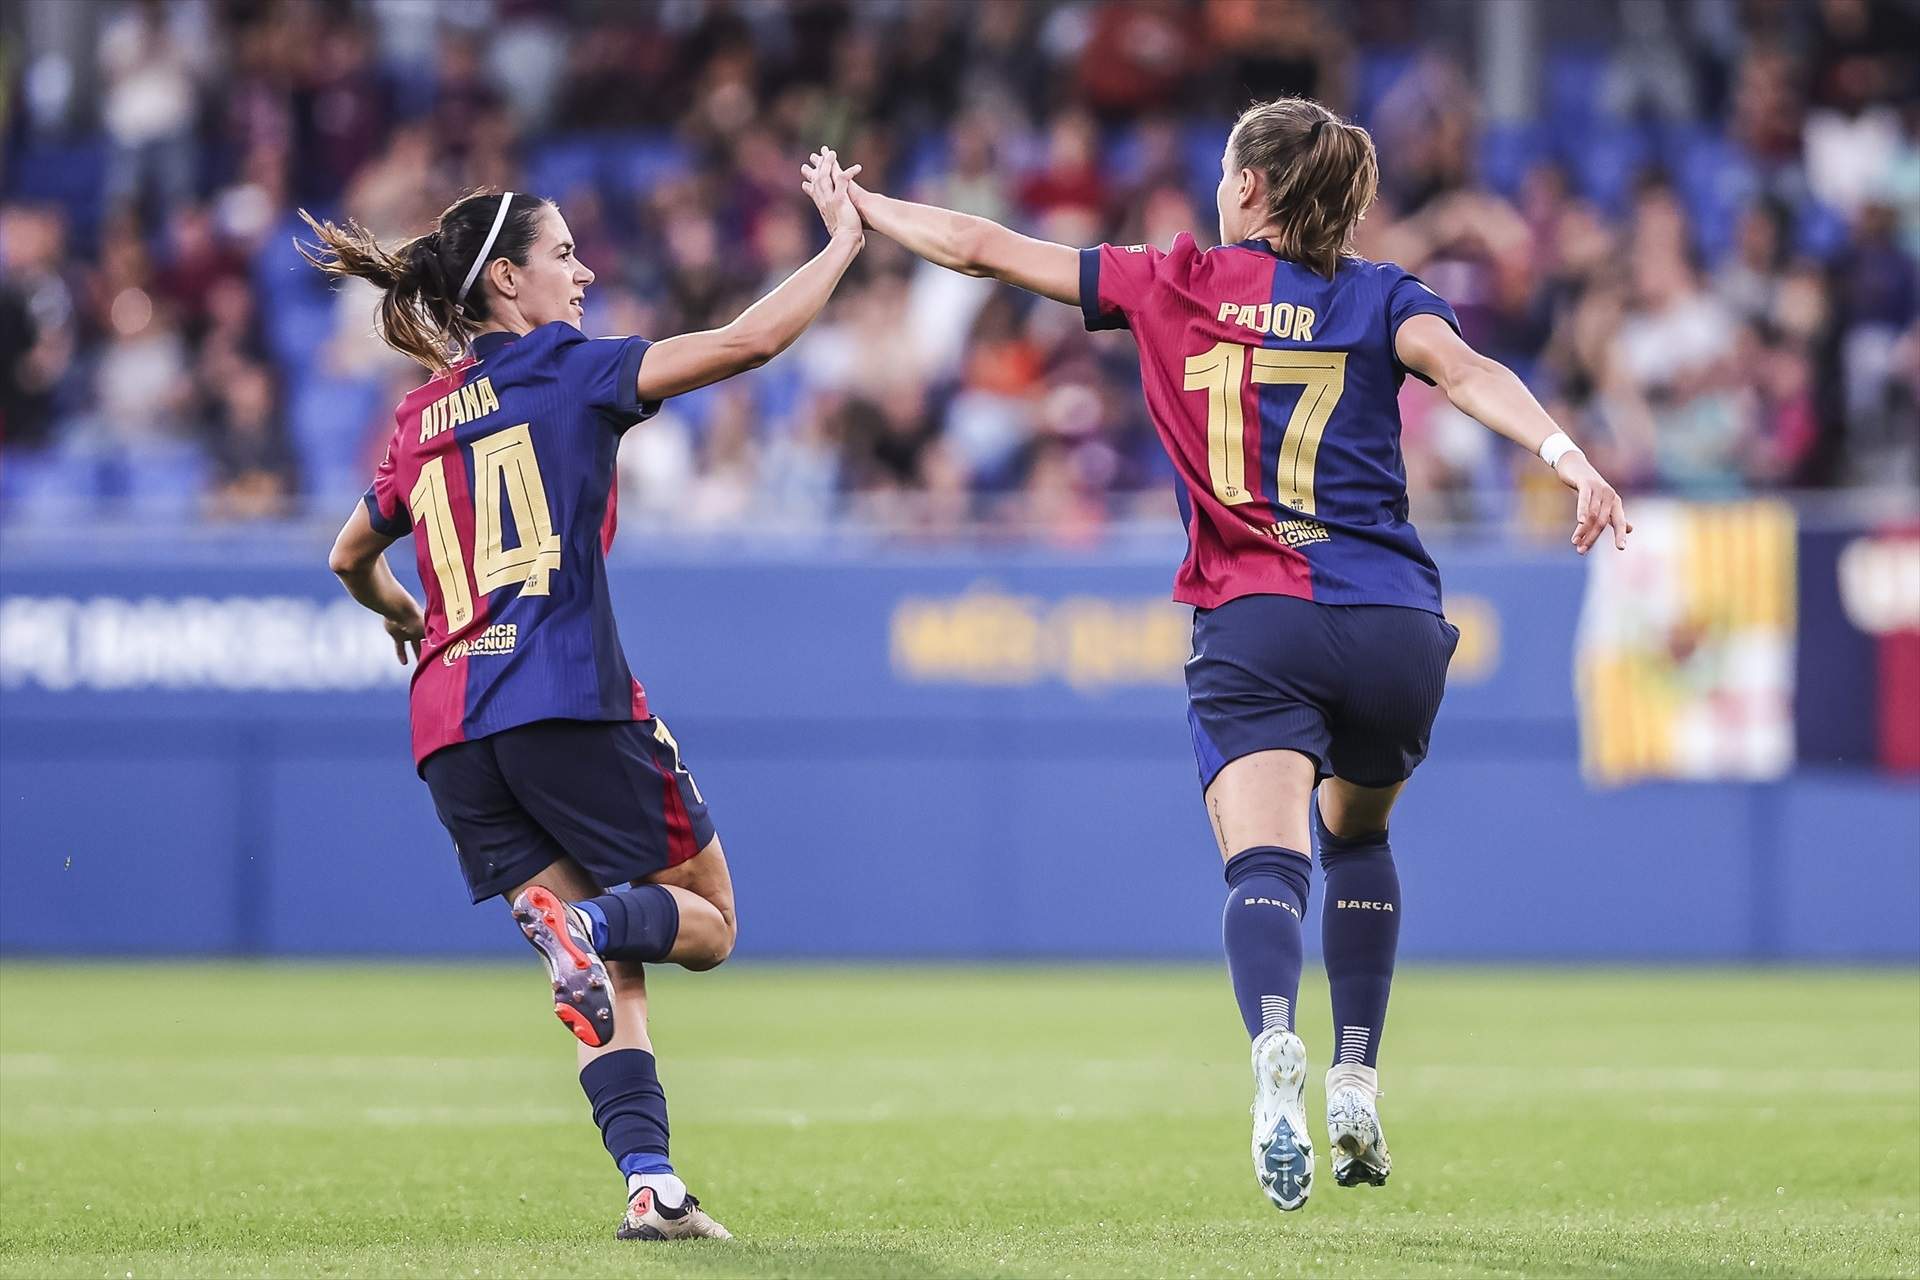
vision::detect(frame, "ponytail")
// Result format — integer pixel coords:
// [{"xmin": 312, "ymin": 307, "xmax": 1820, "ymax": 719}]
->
[
  {"xmin": 295, "ymin": 190, "xmax": 550, "ymax": 373},
  {"xmin": 1229, "ymin": 98, "xmax": 1379, "ymax": 279}
]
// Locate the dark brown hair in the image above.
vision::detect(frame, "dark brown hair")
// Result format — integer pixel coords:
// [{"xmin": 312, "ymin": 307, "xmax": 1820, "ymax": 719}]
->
[
  {"xmin": 296, "ymin": 190, "xmax": 550, "ymax": 372},
  {"xmin": 1229, "ymin": 97, "xmax": 1379, "ymax": 278}
]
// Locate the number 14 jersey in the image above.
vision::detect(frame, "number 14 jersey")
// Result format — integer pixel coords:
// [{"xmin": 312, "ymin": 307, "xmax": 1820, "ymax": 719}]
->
[
  {"xmin": 1080, "ymin": 234, "xmax": 1459, "ymax": 614},
  {"xmin": 363, "ymin": 323, "xmax": 659, "ymax": 769}
]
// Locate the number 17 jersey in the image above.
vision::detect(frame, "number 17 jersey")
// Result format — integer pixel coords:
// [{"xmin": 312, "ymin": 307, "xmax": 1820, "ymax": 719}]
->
[
  {"xmin": 362, "ymin": 323, "xmax": 660, "ymax": 769},
  {"xmin": 1080, "ymin": 235, "xmax": 1459, "ymax": 614}
]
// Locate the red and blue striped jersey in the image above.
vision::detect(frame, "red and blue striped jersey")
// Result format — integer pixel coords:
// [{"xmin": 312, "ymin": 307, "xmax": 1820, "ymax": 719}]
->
[
  {"xmin": 363, "ymin": 323, "xmax": 659, "ymax": 767},
  {"xmin": 1080, "ymin": 234, "xmax": 1458, "ymax": 613}
]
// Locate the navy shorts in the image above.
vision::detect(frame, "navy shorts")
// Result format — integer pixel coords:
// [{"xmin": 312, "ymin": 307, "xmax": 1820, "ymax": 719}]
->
[
  {"xmin": 1186, "ymin": 594, "xmax": 1458, "ymax": 791},
  {"xmin": 421, "ymin": 717, "xmax": 715, "ymax": 903}
]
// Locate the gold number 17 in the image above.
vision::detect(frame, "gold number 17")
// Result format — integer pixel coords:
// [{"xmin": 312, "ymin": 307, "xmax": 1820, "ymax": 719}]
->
[{"xmin": 1182, "ymin": 342, "xmax": 1347, "ymax": 516}]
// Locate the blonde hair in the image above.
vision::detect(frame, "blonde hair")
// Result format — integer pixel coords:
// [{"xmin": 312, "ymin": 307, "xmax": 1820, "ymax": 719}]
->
[{"xmin": 1229, "ymin": 97, "xmax": 1379, "ymax": 279}]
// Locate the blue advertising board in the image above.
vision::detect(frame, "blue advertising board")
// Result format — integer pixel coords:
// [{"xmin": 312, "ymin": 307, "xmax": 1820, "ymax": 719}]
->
[{"xmin": 2, "ymin": 534, "xmax": 1914, "ymax": 960}]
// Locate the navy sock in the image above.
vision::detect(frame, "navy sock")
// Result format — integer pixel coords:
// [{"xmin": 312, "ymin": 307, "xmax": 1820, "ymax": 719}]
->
[
  {"xmin": 575, "ymin": 885, "xmax": 680, "ymax": 962},
  {"xmin": 580, "ymin": 1049, "xmax": 674, "ymax": 1178},
  {"xmin": 1314, "ymin": 802, "xmax": 1400, "ymax": 1069},
  {"xmin": 1222, "ymin": 847, "xmax": 1312, "ymax": 1040}
]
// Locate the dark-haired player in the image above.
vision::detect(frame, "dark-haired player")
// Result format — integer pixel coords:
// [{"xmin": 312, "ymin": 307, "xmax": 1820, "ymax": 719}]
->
[
  {"xmin": 825, "ymin": 99, "xmax": 1629, "ymax": 1212},
  {"xmin": 311, "ymin": 149, "xmax": 865, "ymax": 1240}
]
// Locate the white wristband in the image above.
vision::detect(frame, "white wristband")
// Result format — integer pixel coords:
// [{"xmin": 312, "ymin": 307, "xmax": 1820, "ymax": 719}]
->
[{"xmin": 1538, "ymin": 431, "xmax": 1581, "ymax": 469}]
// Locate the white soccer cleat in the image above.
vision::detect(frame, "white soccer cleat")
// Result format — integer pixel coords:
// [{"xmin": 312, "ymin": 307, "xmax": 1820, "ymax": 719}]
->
[
  {"xmin": 1325, "ymin": 1064, "xmax": 1392, "ymax": 1188},
  {"xmin": 1249, "ymin": 1027, "xmax": 1314, "ymax": 1211},
  {"xmin": 617, "ymin": 1185, "xmax": 733, "ymax": 1241}
]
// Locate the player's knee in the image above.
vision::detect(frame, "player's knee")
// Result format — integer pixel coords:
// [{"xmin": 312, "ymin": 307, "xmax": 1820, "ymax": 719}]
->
[
  {"xmin": 1313, "ymin": 794, "xmax": 1391, "ymax": 856},
  {"xmin": 678, "ymin": 905, "xmax": 736, "ymax": 971}
]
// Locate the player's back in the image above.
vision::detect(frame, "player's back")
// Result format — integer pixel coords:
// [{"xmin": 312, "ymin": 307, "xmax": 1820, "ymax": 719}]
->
[
  {"xmin": 362, "ymin": 322, "xmax": 659, "ymax": 766},
  {"xmin": 1081, "ymin": 233, "xmax": 1460, "ymax": 613}
]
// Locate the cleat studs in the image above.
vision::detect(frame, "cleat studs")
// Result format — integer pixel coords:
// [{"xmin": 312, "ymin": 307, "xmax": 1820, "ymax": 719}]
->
[{"xmin": 587, "ymin": 976, "xmax": 604, "ymax": 989}]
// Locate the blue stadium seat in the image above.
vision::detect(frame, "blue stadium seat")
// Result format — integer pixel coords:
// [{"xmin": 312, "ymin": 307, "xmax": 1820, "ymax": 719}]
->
[
  {"xmin": 1101, "ymin": 127, "xmax": 1147, "ymax": 187},
  {"xmin": 1183, "ymin": 120, "xmax": 1233, "ymax": 197},
  {"xmin": 1669, "ymin": 131, "xmax": 1758, "ymax": 263},
  {"xmin": 898, "ymin": 131, "xmax": 951, "ymax": 195},
  {"xmin": 290, "ymin": 372, "xmax": 384, "ymax": 498},
  {"xmin": 115, "ymin": 441, "xmax": 210, "ymax": 519},
  {"xmin": 0, "ymin": 448, "xmax": 105, "ymax": 520},
  {"xmin": 1568, "ymin": 121, "xmax": 1653, "ymax": 216},
  {"xmin": 1479, "ymin": 121, "xmax": 1548, "ymax": 197},
  {"xmin": 1354, "ymin": 49, "xmax": 1417, "ymax": 131},
  {"xmin": 1793, "ymin": 200, "xmax": 1850, "ymax": 262},
  {"xmin": 1544, "ymin": 45, "xmax": 1610, "ymax": 134},
  {"xmin": 605, "ymin": 135, "xmax": 692, "ymax": 199},
  {"xmin": 527, "ymin": 136, "xmax": 608, "ymax": 202},
  {"xmin": 2, "ymin": 139, "xmax": 109, "ymax": 248}
]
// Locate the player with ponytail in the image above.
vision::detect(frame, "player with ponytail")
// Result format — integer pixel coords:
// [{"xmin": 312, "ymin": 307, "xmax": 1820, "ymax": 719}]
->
[
  {"xmin": 825, "ymin": 100, "xmax": 1629, "ymax": 1212},
  {"xmin": 311, "ymin": 150, "xmax": 865, "ymax": 1242}
]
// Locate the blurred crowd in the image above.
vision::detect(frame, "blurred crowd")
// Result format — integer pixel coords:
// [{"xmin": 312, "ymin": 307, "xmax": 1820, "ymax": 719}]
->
[{"xmin": 1, "ymin": 0, "xmax": 1916, "ymax": 540}]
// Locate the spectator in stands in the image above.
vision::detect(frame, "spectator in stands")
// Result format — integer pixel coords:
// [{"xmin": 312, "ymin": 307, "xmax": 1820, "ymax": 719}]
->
[
  {"xmin": 1206, "ymin": 0, "xmax": 1350, "ymax": 113},
  {"xmin": 1834, "ymin": 201, "xmax": 1920, "ymax": 482},
  {"xmin": 302, "ymin": 21, "xmax": 394, "ymax": 203},
  {"xmin": 3, "ymin": 0, "xmax": 1915, "ymax": 533},
  {"xmin": 1018, "ymin": 110, "xmax": 1109, "ymax": 226},
  {"xmin": 1605, "ymin": 193, "xmax": 1751, "ymax": 493},
  {"xmin": 1714, "ymin": 198, "xmax": 1792, "ymax": 331},
  {"xmin": 153, "ymin": 204, "xmax": 246, "ymax": 340},
  {"xmin": 204, "ymin": 360, "xmax": 295, "ymax": 521},
  {"xmin": 1076, "ymin": 0, "xmax": 1195, "ymax": 122},
  {"xmin": 0, "ymin": 206, "xmax": 80, "ymax": 452},
  {"xmin": 97, "ymin": 0, "xmax": 205, "ymax": 216}
]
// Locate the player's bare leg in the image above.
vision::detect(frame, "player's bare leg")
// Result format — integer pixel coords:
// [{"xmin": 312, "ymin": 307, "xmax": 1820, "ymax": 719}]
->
[
  {"xmin": 1316, "ymin": 776, "xmax": 1406, "ymax": 1189},
  {"xmin": 1207, "ymin": 749, "xmax": 1318, "ymax": 1210},
  {"xmin": 644, "ymin": 835, "xmax": 737, "ymax": 971},
  {"xmin": 508, "ymin": 857, "xmax": 731, "ymax": 1241}
]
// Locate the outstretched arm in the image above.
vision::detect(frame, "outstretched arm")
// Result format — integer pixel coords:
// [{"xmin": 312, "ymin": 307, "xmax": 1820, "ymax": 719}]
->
[
  {"xmin": 634, "ymin": 148, "xmax": 866, "ymax": 402},
  {"xmin": 1395, "ymin": 312, "xmax": 1631, "ymax": 554},
  {"xmin": 841, "ymin": 176, "xmax": 1079, "ymax": 306},
  {"xmin": 328, "ymin": 503, "xmax": 426, "ymax": 664}
]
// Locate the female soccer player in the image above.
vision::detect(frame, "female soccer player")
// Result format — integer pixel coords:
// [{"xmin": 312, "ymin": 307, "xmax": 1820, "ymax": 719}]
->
[
  {"xmin": 822, "ymin": 100, "xmax": 1628, "ymax": 1212},
  {"xmin": 312, "ymin": 148, "xmax": 865, "ymax": 1241}
]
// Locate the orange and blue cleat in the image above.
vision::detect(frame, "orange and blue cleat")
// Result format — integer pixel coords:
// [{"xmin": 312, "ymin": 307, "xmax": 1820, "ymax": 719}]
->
[{"xmin": 511, "ymin": 885, "xmax": 615, "ymax": 1047}]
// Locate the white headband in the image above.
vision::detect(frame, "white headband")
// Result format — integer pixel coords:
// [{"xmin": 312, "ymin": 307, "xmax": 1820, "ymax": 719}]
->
[{"xmin": 457, "ymin": 192, "xmax": 515, "ymax": 303}]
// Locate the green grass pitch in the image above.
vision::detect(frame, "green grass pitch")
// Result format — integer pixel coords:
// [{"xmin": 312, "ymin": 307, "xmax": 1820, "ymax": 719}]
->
[{"xmin": 1, "ymin": 963, "xmax": 1914, "ymax": 1279}]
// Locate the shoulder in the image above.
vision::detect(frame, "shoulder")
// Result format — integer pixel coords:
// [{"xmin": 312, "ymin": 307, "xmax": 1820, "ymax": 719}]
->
[
  {"xmin": 530, "ymin": 320, "xmax": 594, "ymax": 353},
  {"xmin": 541, "ymin": 322, "xmax": 644, "ymax": 366},
  {"xmin": 1347, "ymin": 257, "xmax": 1438, "ymax": 296}
]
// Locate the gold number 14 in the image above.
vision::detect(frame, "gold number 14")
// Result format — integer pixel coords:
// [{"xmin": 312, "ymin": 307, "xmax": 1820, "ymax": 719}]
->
[
  {"xmin": 1182, "ymin": 342, "xmax": 1347, "ymax": 516},
  {"xmin": 408, "ymin": 423, "xmax": 562, "ymax": 630}
]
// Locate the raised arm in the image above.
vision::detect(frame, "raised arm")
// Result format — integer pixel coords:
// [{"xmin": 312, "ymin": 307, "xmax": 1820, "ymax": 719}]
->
[
  {"xmin": 842, "ymin": 178, "xmax": 1079, "ymax": 307},
  {"xmin": 633, "ymin": 148, "xmax": 866, "ymax": 402},
  {"xmin": 1395, "ymin": 312, "xmax": 1631, "ymax": 554}
]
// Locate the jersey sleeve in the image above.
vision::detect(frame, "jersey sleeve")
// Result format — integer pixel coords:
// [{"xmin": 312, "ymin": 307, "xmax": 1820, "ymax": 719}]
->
[
  {"xmin": 1384, "ymin": 267, "xmax": 1462, "ymax": 385},
  {"xmin": 362, "ymin": 438, "xmax": 411, "ymax": 539},
  {"xmin": 1078, "ymin": 238, "xmax": 1181, "ymax": 332},
  {"xmin": 559, "ymin": 331, "xmax": 664, "ymax": 429}
]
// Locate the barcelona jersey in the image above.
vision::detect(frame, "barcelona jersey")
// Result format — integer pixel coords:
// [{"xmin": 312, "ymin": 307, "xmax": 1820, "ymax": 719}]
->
[
  {"xmin": 363, "ymin": 323, "xmax": 659, "ymax": 768},
  {"xmin": 1080, "ymin": 234, "xmax": 1460, "ymax": 613}
]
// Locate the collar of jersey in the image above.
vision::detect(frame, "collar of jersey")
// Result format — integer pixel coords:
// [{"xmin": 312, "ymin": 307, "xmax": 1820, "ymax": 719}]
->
[{"xmin": 470, "ymin": 330, "xmax": 522, "ymax": 359}]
